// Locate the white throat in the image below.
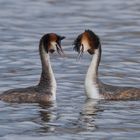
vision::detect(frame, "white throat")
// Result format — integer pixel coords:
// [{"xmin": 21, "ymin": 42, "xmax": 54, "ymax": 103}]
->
[
  {"xmin": 45, "ymin": 53, "xmax": 56, "ymax": 99},
  {"xmin": 85, "ymin": 48, "xmax": 102, "ymax": 99}
]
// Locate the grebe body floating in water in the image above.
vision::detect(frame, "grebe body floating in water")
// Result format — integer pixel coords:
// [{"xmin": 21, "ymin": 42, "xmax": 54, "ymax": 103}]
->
[
  {"xmin": 73, "ymin": 30, "xmax": 140, "ymax": 100},
  {"xmin": 0, "ymin": 33, "xmax": 65, "ymax": 103}
]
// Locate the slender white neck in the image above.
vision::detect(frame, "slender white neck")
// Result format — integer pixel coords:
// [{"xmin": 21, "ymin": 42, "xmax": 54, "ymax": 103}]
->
[
  {"xmin": 85, "ymin": 47, "xmax": 102, "ymax": 99},
  {"xmin": 38, "ymin": 45, "xmax": 56, "ymax": 99}
]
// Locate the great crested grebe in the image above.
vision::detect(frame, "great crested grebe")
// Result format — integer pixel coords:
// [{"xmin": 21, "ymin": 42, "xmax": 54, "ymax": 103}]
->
[
  {"xmin": 0, "ymin": 33, "xmax": 65, "ymax": 103},
  {"xmin": 73, "ymin": 30, "xmax": 140, "ymax": 100}
]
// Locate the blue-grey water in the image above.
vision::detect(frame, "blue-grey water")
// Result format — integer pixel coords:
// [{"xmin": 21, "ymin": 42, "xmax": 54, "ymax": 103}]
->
[{"xmin": 0, "ymin": 0, "xmax": 140, "ymax": 140}]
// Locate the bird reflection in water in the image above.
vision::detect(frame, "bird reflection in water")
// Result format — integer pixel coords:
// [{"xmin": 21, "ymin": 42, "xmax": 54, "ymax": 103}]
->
[
  {"xmin": 78, "ymin": 99, "xmax": 103, "ymax": 131},
  {"xmin": 36, "ymin": 100, "xmax": 104, "ymax": 134},
  {"xmin": 36, "ymin": 102, "xmax": 57, "ymax": 133}
]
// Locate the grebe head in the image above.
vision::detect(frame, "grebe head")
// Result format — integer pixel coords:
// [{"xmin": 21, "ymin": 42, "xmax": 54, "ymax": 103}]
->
[
  {"xmin": 73, "ymin": 30, "xmax": 100, "ymax": 57},
  {"xmin": 40, "ymin": 33, "xmax": 65, "ymax": 55}
]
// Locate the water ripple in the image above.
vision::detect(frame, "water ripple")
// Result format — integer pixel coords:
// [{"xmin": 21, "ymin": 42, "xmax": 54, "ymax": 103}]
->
[{"xmin": 0, "ymin": 0, "xmax": 140, "ymax": 139}]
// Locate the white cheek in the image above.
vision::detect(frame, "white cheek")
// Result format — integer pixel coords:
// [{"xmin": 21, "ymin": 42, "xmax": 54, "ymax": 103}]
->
[
  {"xmin": 50, "ymin": 42, "xmax": 57, "ymax": 50},
  {"xmin": 82, "ymin": 41, "xmax": 90, "ymax": 52}
]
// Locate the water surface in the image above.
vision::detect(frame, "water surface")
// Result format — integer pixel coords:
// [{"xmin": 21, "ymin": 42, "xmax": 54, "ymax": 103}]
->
[{"xmin": 0, "ymin": 0, "xmax": 140, "ymax": 139}]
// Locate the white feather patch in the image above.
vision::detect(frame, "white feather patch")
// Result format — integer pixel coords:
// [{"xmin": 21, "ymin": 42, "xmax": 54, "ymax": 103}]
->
[{"xmin": 85, "ymin": 49, "xmax": 102, "ymax": 99}]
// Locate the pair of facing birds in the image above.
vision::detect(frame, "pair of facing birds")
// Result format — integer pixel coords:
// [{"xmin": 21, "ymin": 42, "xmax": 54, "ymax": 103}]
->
[{"xmin": 0, "ymin": 30, "xmax": 140, "ymax": 103}]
